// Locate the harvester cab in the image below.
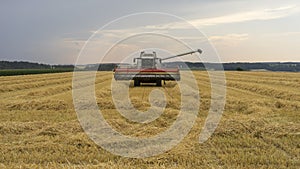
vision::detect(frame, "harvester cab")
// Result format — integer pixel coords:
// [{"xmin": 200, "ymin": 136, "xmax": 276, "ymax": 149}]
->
[
  {"xmin": 114, "ymin": 49, "xmax": 202, "ymax": 86},
  {"xmin": 133, "ymin": 51, "xmax": 162, "ymax": 69}
]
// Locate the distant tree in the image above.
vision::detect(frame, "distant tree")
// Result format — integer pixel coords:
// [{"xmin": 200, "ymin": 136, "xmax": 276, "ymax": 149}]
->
[{"xmin": 236, "ymin": 67, "xmax": 244, "ymax": 71}]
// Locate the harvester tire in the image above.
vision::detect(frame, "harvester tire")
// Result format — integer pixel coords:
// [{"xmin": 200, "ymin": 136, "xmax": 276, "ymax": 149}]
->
[
  {"xmin": 134, "ymin": 80, "xmax": 140, "ymax": 86},
  {"xmin": 156, "ymin": 80, "xmax": 162, "ymax": 86}
]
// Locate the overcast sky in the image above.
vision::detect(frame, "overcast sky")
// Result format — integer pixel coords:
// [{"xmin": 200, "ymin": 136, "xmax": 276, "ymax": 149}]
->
[{"xmin": 0, "ymin": 0, "xmax": 300, "ymax": 64}]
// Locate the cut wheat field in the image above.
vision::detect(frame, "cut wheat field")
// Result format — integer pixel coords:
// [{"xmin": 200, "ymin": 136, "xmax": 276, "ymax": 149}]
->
[{"xmin": 0, "ymin": 71, "xmax": 299, "ymax": 168}]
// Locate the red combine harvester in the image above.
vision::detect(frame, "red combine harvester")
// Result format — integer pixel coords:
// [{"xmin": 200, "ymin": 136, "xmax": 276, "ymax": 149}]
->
[{"xmin": 113, "ymin": 49, "xmax": 202, "ymax": 86}]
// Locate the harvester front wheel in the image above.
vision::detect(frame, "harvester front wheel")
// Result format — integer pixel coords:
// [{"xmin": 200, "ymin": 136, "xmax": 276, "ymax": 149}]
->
[{"xmin": 134, "ymin": 80, "xmax": 140, "ymax": 86}]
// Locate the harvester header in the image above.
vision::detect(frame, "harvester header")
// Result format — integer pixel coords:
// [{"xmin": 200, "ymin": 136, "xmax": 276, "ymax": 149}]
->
[{"xmin": 114, "ymin": 49, "xmax": 202, "ymax": 86}]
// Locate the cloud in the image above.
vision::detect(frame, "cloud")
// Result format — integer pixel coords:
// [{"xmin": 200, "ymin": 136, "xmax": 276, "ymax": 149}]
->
[
  {"xmin": 209, "ymin": 34, "xmax": 249, "ymax": 47},
  {"xmin": 157, "ymin": 5, "xmax": 297, "ymax": 28},
  {"xmin": 209, "ymin": 34, "xmax": 249, "ymax": 41},
  {"xmin": 191, "ymin": 5, "xmax": 298, "ymax": 26},
  {"xmin": 97, "ymin": 5, "xmax": 299, "ymax": 32},
  {"xmin": 263, "ymin": 31, "xmax": 300, "ymax": 37},
  {"xmin": 66, "ymin": 5, "xmax": 299, "ymax": 44},
  {"xmin": 61, "ymin": 4, "xmax": 300, "ymax": 64}
]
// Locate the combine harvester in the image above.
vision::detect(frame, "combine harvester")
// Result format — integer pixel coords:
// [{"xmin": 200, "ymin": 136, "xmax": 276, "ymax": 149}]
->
[{"xmin": 113, "ymin": 49, "xmax": 202, "ymax": 86}]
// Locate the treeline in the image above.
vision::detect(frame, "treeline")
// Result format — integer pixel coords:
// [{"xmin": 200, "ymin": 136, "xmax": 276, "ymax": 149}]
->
[
  {"xmin": 80, "ymin": 63, "xmax": 117, "ymax": 71},
  {"xmin": 223, "ymin": 62, "xmax": 300, "ymax": 72},
  {"xmin": 166, "ymin": 62, "xmax": 300, "ymax": 72},
  {"xmin": 0, "ymin": 61, "xmax": 74, "ymax": 70},
  {"xmin": 80, "ymin": 62, "xmax": 300, "ymax": 72},
  {"xmin": 0, "ymin": 61, "xmax": 50, "ymax": 69},
  {"xmin": 0, "ymin": 61, "xmax": 74, "ymax": 76},
  {"xmin": 0, "ymin": 69, "xmax": 74, "ymax": 76}
]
